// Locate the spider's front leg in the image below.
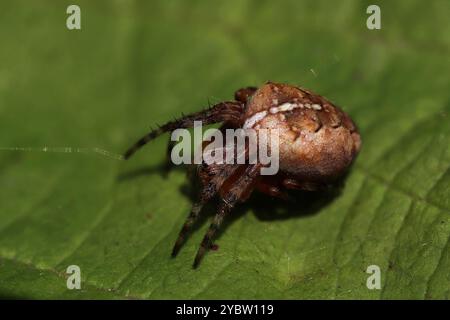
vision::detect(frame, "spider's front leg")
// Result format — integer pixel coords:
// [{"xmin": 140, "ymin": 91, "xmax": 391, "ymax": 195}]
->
[
  {"xmin": 123, "ymin": 101, "xmax": 244, "ymax": 159},
  {"xmin": 171, "ymin": 163, "xmax": 241, "ymax": 257},
  {"xmin": 193, "ymin": 163, "xmax": 262, "ymax": 268}
]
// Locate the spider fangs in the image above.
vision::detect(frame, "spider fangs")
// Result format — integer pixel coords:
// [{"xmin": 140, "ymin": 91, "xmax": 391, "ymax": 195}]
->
[{"xmin": 124, "ymin": 82, "xmax": 361, "ymax": 268}]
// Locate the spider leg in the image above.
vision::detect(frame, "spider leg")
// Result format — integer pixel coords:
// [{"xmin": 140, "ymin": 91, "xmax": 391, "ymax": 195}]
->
[
  {"xmin": 171, "ymin": 164, "xmax": 241, "ymax": 257},
  {"xmin": 193, "ymin": 163, "xmax": 262, "ymax": 268},
  {"xmin": 282, "ymin": 178, "xmax": 321, "ymax": 191},
  {"xmin": 171, "ymin": 195, "xmax": 209, "ymax": 257},
  {"xmin": 256, "ymin": 183, "xmax": 291, "ymax": 201},
  {"xmin": 255, "ymin": 176, "xmax": 292, "ymax": 201},
  {"xmin": 234, "ymin": 87, "xmax": 257, "ymax": 104},
  {"xmin": 123, "ymin": 101, "xmax": 243, "ymax": 159},
  {"xmin": 162, "ymin": 138, "xmax": 177, "ymax": 176}
]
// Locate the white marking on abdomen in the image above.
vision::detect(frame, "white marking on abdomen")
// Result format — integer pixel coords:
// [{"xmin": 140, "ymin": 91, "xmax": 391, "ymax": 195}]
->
[
  {"xmin": 243, "ymin": 110, "xmax": 268, "ymax": 129},
  {"xmin": 269, "ymin": 102, "xmax": 322, "ymax": 114},
  {"xmin": 244, "ymin": 102, "xmax": 323, "ymax": 129},
  {"xmin": 269, "ymin": 102, "xmax": 297, "ymax": 114}
]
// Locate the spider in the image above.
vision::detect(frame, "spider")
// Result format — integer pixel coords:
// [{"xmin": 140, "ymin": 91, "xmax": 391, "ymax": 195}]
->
[{"xmin": 124, "ymin": 82, "xmax": 361, "ymax": 268}]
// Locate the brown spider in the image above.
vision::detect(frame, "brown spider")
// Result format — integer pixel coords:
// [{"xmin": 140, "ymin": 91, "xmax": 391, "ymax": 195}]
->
[{"xmin": 124, "ymin": 82, "xmax": 361, "ymax": 268}]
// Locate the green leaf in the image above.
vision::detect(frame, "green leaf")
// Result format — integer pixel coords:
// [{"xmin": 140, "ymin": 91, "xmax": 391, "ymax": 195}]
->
[{"xmin": 0, "ymin": 0, "xmax": 449, "ymax": 299}]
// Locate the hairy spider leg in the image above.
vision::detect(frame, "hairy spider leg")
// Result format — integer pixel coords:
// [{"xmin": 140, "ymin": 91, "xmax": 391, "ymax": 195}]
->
[
  {"xmin": 162, "ymin": 138, "xmax": 177, "ymax": 176},
  {"xmin": 171, "ymin": 122, "xmax": 248, "ymax": 256},
  {"xmin": 123, "ymin": 101, "xmax": 243, "ymax": 159},
  {"xmin": 193, "ymin": 163, "xmax": 262, "ymax": 268},
  {"xmin": 173, "ymin": 138, "xmax": 252, "ymax": 258},
  {"xmin": 171, "ymin": 198, "xmax": 208, "ymax": 257},
  {"xmin": 171, "ymin": 163, "xmax": 241, "ymax": 257}
]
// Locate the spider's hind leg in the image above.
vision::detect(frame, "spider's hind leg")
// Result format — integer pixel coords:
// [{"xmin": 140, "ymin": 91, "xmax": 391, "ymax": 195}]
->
[{"xmin": 255, "ymin": 176, "xmax": 293, "ymax": 201}]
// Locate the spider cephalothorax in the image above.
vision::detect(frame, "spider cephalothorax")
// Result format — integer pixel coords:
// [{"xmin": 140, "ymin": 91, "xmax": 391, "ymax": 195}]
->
[{"xmin": 124, "ymin": 82, "xmax": 361, "ymax": 268}]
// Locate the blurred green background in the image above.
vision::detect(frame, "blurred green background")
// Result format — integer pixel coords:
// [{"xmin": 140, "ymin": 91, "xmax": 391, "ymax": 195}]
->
[{"xmin": 0, "ymin": 0, "xmax": 449, "ymax": 299}]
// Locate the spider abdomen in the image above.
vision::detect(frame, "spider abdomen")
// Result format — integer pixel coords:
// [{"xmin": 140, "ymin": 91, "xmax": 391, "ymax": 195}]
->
[{"xmin": 244, "ymin": 82, "xmax": 361, "ymax": 182}]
